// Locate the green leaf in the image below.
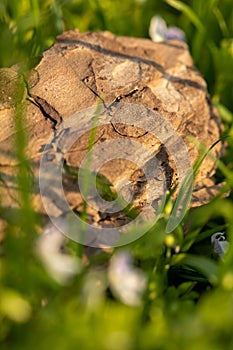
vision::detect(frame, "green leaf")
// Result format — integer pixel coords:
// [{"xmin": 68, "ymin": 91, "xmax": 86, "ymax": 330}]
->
[
  {"xmin": 165, "ymin": 0, "xmax": 204, "ymax": 32},
  {"xmin": 215, "ymin": 102, "xmax": 233, "ymax": 123},
  {"xmin": 166, "ymin": 170, "xmax": 193, "ymax": 233},
  {"xmin": 171, "ymin": 254, "xmax": 218, "ymax": 284}
]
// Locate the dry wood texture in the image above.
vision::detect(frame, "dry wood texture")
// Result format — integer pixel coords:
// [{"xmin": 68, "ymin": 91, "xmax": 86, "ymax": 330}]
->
[{"xmin": 0, "ymin": 30, "xmax": 224, "ymax": 232}]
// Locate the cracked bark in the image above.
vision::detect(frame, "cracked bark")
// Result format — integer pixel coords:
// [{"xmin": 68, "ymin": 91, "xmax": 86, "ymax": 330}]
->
[
  {"xmin": 0, "ymin": 29, "xmax": 224, "ymax": 232},
  {"xmin": 28, "ymin": 94, "xmax": 63, "ymax": 128}
]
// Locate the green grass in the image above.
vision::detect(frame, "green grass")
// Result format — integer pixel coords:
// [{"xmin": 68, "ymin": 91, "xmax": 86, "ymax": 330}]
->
[{"xmin": 0, "ymin": 1, "xmax": 233, "ymax": 349}]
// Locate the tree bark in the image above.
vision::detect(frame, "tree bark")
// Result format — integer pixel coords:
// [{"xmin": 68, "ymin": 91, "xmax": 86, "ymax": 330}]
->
[{"xmin": 0, "ymin": 30, "xmax": 224, "ymax": 232}]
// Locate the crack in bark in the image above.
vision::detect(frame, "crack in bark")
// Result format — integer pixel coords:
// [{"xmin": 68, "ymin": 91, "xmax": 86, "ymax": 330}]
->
[
  {"xmin": 114, "ymin": 87, "xmax": 139, "ymax": 102},
  {"xmin": 28, "ymin": 94, "xmax": 63, "ymax": 129},
  {"xmin": 110, "ymin": 121, "xmax": 148, "ymax": 138},
  {"xmin": 57, "ymin": 37, "xmax": 207, "ymax": 91},
  {"xmin": 81, "ymin": 76, "xmax": 106, "ymax": 105},
  {"xmin": 81, "ymin": 58, "xmax": 108, "ymax": 107},
  {"xmin": 156, "ymin": 144, "xmax": 174, "ymax": 189},
  {"xmin": 106, "ymin": 86, "xmax": 146, "ymax": 118}
]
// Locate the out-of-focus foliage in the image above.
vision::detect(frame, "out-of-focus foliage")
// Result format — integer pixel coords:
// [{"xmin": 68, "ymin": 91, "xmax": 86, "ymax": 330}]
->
[{"xmin": 0, "ymin": 1, "xmax": 233, "ymax": 349}]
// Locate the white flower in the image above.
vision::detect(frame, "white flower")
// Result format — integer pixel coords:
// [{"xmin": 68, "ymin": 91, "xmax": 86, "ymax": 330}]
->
[
  {"xmin": 36, "ymin": 221, "xmax": 81, "ymax": 285},
  {"xmin": 108, "ymin": 250, "xmax": 147, "ymax": 306},
  {"xmin": 149, "ymin": 15, "xmax": 186, "ymax": 42}
]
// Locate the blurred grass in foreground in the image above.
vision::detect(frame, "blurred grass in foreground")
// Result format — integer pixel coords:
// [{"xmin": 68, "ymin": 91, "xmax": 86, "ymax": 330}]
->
[{"xmin": 0, "ymin": 1, "xmax": 233, "ymax": 349}]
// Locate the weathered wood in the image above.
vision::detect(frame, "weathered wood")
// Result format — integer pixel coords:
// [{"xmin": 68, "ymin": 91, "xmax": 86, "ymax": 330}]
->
[{"xmin": 0, "ymin": 29, "xmax": 224, "ymax": 232}]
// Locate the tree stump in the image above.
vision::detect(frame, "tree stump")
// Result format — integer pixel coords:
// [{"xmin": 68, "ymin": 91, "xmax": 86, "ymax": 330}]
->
[{"xmin": 0, "ymin": 30, "xmax": 223, "ymax": 239}]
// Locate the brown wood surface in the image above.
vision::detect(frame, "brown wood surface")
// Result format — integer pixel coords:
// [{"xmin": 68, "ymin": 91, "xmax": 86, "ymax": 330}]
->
[{"xmin": 0, "ymin": 30, "xmax": 224, "ymax": 231}]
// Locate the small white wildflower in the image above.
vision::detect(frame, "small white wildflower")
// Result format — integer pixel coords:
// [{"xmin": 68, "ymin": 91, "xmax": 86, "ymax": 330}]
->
[
  {"xmin": 149, "ymin": 15, "xmax": 167, "ymax": 42},
  {"xmin": 36, "ymin": 221, "xmax": 81, "ymax": 285},
  {"xmin": 108, "ymin": 250, "xmax": 147, "ymax": 306},
  {"xmin": 149, "ymin": 15, "xmax": 186, "ymax": 42},
  {"xmin": 211, "ymin": 232, "xmax": 229, "ymax": 260}
]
